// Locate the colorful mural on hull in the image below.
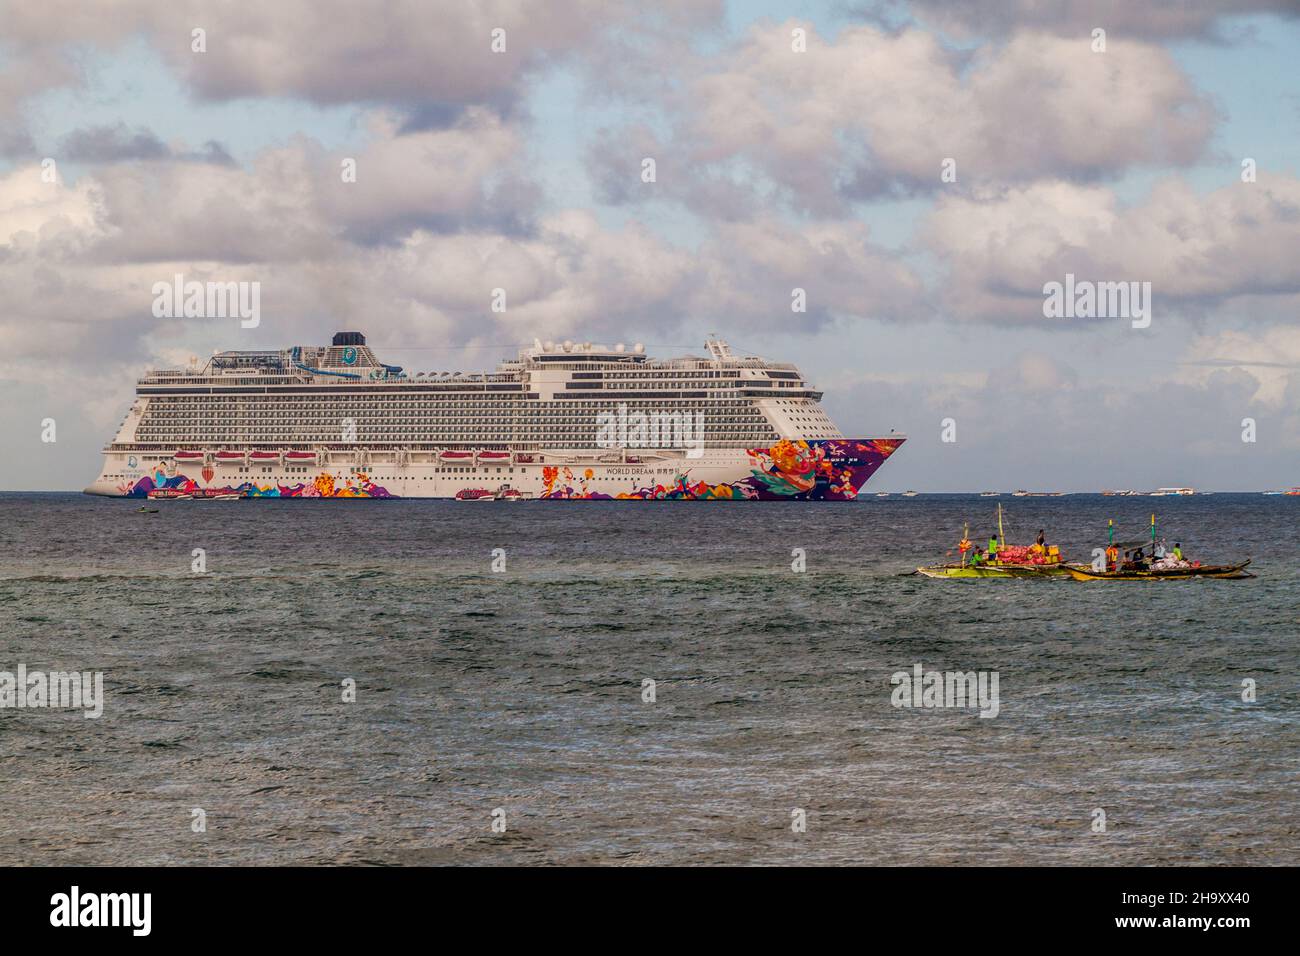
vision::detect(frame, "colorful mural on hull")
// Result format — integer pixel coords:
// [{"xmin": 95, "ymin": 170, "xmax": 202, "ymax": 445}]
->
[
  {"xmin": 118, "ymin": 469, "xmax": 395, "ymax": 498},
  {"xmin": 538, "ymin": 438, "xmax": 904, "ymax": 500},
  {"xmin": 112, "ymin": 438, "xmax": 901, "ymax": 500}
]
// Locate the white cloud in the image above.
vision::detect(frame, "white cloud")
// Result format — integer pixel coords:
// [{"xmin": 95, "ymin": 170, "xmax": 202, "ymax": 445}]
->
[{"xmin": 923, "ymin": 174, "xmax": 1300, "ymax": 322}]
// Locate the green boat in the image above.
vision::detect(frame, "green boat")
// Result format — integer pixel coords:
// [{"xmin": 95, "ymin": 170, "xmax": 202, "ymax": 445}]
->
[
  {"xmin": 915, "ymin": 562, "xmax": 1071, "ymax": 579},
  {"xmin": 915, "ymin": 508, "xmax": 1069, "ymax": 579}
]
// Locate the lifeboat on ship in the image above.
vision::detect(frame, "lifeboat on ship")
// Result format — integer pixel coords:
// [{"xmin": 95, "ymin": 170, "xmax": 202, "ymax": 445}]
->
[
  {"xmin": 174, "ymin": 450, "xmax": 204, "ymax": 461},
  {"xmin": 215, "ymin": 451, "xmax": 246, "ymax": 461},
  {"xmin": 285, "ymin": 451, "xmax": 317, "ymax": 465},
  {"xmin": 249, "ymin": 450, "xmax": 281, "ymax": 462},
  {"xmin": 440, "ymin": 450, "xmax": 475, "ymax": 462},
  {"xmin": 478, "ymin": 451, "xmax": 510, "ymax": 461}
]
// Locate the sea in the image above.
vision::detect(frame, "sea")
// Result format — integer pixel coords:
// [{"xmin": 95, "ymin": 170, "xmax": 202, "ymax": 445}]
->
[{"xmin": 0, "ymin": 492, "xmax": 1295, "ymax": 865}]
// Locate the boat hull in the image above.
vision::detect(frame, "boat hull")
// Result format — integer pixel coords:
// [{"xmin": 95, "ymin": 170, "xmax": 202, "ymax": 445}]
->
[
  {"xmin": 1064, "ymin": 561, "xmax": 1254, "ymax": 581},
  {"xmin": 916, "ymin": 563, "xmax": 1070, "ymax": 579},
  {"xmin": 85, "ymin": 438, "xmax": 904, "ymax": 501}
]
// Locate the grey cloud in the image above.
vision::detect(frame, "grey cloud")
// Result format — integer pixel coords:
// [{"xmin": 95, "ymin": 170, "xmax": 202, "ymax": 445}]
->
[
  {"xmin": 898, "ymin": 0, "xmax": 1300, "ymax": 41},
  {"xmin": 0, "ymin": 1, "xmax": 719, "ymax": 114},
  {"xmin": 587, "ymin": 22, "xmax": 1217, "ymax": 216},
  {"xmin": 61, "ymin": 124, "xmax": 169, "ymax": 163},
  {"xmin": 59, "ymin": 123, "xmax": 236, "ymax": 165},
  {"xmin": 923, "ymin": 175, "xmax": 1300, "ymax": 324}
]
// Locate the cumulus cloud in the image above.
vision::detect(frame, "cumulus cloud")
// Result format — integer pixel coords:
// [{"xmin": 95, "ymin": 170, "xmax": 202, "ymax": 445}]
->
[
  {"xmin": 586, "ymin": 22, "xmax": 1216, "ymax": 214},
  {"xmin": 901, "ymin": 0, "xmax": 1300, "ymax": 41},
  {"xmin": 318, "ymin": 110, "xmax": 539, "ymax": 243},
  {"xmin": 0, "ymin": 0, "xmax": 724, "ymax": 154},
  {"xmin": 923, "ymin": 174, "xmax": 1300, "ymax": 323},
  {"xmin": 0, "ymin": 125, "xmax": 928, "ymax": 394}
]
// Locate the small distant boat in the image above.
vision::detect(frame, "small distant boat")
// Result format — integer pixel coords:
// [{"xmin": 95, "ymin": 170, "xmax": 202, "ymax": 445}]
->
[
  {"xmin": 1012, "ymin": 490, "xmax": 1029, "ymax": 497},
  {"xmin": 875, "ymin": 492, "xmax": 890, "ymax": 498},
  {"xmin": 1150, "ymin": 487, "xmax": 1194, "ymax": 496},
  {"xmin": 455, "ymin": 488, "xmax": 494, "ymax": 501},
  {"xmin": 901, "ymin": 490, "xmax": 919, "ymax": 497},
  {"xmin": 1287, "ymin": 487, "xmax": 1300, "ymax": 496},
  {"xmin": 1065, "ymin": 560, "xmax": 1253, "ymax": 581},
  {"xmin": 979, "ymin": 491, "xmax": 999, "ymax": 497}
]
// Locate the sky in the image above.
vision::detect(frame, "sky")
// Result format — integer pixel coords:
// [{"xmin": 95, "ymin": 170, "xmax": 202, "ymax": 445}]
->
[{"xmin": 1, "ymin": 0, "xmax": 1298, "ymax": 492}]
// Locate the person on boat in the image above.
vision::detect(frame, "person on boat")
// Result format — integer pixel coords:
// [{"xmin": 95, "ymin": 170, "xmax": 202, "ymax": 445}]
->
[
  {"xmin": 988, "ymin": 534, "xmax": 999, "ymax": 564},
  {"xmin": 1154, "ymin": 539, "xmax": 1166, "ymax": 559},
  {"xmin": 1172, "ymin": 542, "xmax": 1183, "ymax": 560},
  {"xmin": 1035, "ymin": 530, "xmax": 1046, "ymax": 550},
  {"xmin": 1105, "ymin": 544, "xmax": 1119, "ymax": 571},
  {"xmin": 969, "ymin": 548, "xmax": 985, "ymax": 566},
  {"xmin": 1131, "ymin": 548, "xmax": 1148, "ymax": 571}
]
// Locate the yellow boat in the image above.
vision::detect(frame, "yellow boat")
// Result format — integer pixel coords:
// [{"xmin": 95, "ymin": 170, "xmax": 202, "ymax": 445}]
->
[
  {"xmin": 916, "ymin": 563, "xmax": 1069, "ymax": 579},
  {"xmin": 1064, "ymin": 560, "xmax": 1253, "ymax": 581},
  {"xmin": 916, "ymin": 509, "xmax": 1069, "ymax": 579}
]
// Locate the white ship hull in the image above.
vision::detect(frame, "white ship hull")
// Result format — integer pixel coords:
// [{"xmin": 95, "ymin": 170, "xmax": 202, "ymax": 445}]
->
[{"xmin": 86, "ymin": 439, "xmax": 903, "ymax": 501}]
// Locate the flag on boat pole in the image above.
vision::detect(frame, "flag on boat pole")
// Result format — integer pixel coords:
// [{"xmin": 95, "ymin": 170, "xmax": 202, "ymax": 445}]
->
[{"xmin": 1108, "ymin": 519, "xmax": 1114, "ymax": 546}]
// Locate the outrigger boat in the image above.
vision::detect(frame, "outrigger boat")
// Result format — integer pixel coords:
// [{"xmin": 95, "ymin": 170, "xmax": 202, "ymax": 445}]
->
[
  {"xmin": 1065, "ymin": 561, "xmax": 1253, "ymax": 581},
  {"xmin": 1070, "ymin": 514, "xmax": 1255, "ymax": 581},
  {"xmin": 916, "ymin": 507, "xmax": 1070, "ymax": 579}
]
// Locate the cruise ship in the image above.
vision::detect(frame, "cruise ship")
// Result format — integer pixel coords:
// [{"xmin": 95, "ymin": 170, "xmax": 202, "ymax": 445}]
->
[{"xmin": 85, "ymin": 332, "xmax": 904, "ymax": 500}]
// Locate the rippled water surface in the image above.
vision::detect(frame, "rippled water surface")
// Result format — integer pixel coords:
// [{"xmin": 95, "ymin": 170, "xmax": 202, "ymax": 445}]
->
[{"xmin": 0, "ymin": 493, "xmax": 1296, "ymax": 865}]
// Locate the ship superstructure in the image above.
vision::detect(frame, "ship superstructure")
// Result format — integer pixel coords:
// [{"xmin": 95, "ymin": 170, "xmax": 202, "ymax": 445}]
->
[{"xmin": 86, "ymin": 332, "xmax": 903, "ymax": 499}]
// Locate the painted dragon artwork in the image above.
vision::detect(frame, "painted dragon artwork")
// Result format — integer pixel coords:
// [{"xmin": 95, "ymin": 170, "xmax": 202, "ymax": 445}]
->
[{"xmin": 539, "ymin": 438, "xmax": 904, "ymax": 500}]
